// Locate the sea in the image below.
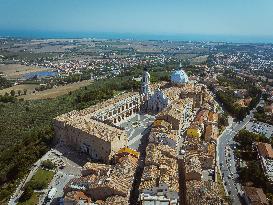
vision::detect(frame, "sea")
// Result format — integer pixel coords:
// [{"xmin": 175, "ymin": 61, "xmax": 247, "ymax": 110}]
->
[{"xmin": 0, "ymin": 30, "xmax": 273, "ymax": 44}]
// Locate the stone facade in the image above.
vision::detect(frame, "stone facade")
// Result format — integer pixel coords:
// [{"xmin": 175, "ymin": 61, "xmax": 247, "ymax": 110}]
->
[
  {"xmin": 54, "ymin": 117, "xmax": 128, "ymax": 163},
  {"xmin": 146, "ymin": 88, "xmax": 169, "ymax": 112},
  {"xmin": 53, "ymin": 92, "xmax": 142, "ymax": 163}
]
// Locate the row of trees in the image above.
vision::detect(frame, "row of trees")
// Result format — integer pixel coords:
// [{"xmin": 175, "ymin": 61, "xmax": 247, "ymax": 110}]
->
[
  {"xmin": 216, "ymin": 90, "xmax": 250, "ymax": 120},
  {"xmin": 218, "ymin": 113, "xmax": 229, "ymax": 128},
  {"xmin": 0, "ymin": 88, "xmax": 28, "ymax": 103},
  {"xmin": 234, "ymin": 129, "xmax": 271, "ymax": 151}
]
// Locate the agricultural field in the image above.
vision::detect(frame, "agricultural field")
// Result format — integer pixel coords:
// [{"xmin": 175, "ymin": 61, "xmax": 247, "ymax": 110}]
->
[
  {"xmin": 0, "ymin": 84, "xmax": 38, "ymax": 96},
  {"xmin": 0, "ymin": 64, "xmax": 51, "ymax": 79},
  {"xmin": 19, "ymin": 80, "xmax": 92, "ymax": 100}
]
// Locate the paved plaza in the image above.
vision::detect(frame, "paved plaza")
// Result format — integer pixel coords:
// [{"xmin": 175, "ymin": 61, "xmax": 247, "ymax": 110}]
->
[
  {"xmin": 118, "ymin": 113, "xmax": 155, "ymax": 151},
  {"xmin": 39, "ymin": 146, "xmax": 85, "ymax": 205}
]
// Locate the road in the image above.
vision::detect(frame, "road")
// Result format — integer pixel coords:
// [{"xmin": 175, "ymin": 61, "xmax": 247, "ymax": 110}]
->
[
  {"xmin": 217, "ymin": 99, "xmax": 263, "ymax": 205},
  {"xmin": 8, "ymin": 151, "xmax": 54, "ymax": 205},
  {"xmin": 8, "ymin": 147, "xmax": 83, "ymax": 205}
]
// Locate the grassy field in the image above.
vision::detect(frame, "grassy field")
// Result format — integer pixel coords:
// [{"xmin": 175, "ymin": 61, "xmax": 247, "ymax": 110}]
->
[
  {"xmin": 17, "ymin": 169, "xmax": 54, "ymax": 205},
  {"xmin": 19, "ymin": 80, "xmax": 92, "ymax": 100},
  {"xmin": 30, "ymin": 168, "xmax": 54, "ymax": 187},
  {"xmin": 0, "ymin": 64, "xmax": 51, "ymax": 79}
]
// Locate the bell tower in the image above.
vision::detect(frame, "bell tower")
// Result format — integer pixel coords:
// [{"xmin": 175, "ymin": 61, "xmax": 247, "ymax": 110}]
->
[{"xmin": 141, "ymin": 68, "xmax": 151, "ymax": 100}]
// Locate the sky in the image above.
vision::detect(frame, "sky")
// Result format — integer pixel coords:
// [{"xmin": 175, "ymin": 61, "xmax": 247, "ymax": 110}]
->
[{"xmin": 0, "ymin": 0, "xmax": 273, "ymax": 41}]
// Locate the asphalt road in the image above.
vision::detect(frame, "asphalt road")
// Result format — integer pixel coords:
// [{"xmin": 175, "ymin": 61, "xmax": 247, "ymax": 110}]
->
[{"xmin": 217, "ymin": 100, "xmax": 263, "ymax": 205}]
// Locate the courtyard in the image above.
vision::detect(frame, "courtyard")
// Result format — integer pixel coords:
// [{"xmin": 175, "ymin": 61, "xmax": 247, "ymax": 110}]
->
[{"xmin": 118, "ymin": 113, "xmax": 155, "ymax": 151}]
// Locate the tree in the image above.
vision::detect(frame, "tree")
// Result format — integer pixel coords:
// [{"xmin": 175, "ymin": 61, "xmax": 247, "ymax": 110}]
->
[
  {"xmin": 256, "ymin": 106, "xmax": 264, "ymax": 113},
  {"xmin": 0, "ymin": 76, "xmax": 12, "ymax": 89},
  {"xmin": 219, "ymin": 113, "xmax": 229, "ymax": 127},
  {"xmin": 10, "ymin": 90, "xmax": 15, "ymax": 97},
  {"xmin": 19, "ymin": 186, "xmax": 33, "ymax": 202},
  {"xmin": 41, "ymin": 160, "xmax": 55, "ymax": 170}
]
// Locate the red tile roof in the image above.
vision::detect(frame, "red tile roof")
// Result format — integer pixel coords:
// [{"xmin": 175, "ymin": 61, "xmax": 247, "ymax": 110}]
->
[{"xmin": 257, "ymin": 142, "xmax": 273, "ymax": 159}]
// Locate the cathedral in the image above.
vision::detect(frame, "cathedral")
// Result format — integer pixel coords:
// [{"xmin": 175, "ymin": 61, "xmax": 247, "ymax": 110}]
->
[{"xmin": 141, "ymin": 66, "xmax": 189, "ymax": 113}]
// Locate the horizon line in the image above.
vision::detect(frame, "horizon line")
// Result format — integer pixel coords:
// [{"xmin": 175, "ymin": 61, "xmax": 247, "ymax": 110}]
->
[{"xmin": 0, "ymin": 30, "xmax": 273, "ymax": 44}]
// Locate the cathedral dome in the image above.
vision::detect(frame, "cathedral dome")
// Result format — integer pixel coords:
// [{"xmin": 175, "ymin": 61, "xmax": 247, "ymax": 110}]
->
[{"xmin": 171, "ymin": 69, "xmax": 189, "ymax": 84}]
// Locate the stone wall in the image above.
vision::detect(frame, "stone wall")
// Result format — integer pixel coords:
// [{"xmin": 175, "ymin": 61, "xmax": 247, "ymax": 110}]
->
[{"xmin": 53, "ymin": 119, "xmax": 127, "ymax": 163}]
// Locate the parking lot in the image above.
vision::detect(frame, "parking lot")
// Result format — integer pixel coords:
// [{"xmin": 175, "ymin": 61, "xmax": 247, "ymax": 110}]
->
[{"xmin": 245, "ymin": 121, "xmax": 273, "ymax": 138}]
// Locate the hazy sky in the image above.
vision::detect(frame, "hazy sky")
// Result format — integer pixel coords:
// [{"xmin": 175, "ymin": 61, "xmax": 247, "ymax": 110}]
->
[{"xmin": 0, "ymin": 0, "xmax": 273, "ymax": 37}]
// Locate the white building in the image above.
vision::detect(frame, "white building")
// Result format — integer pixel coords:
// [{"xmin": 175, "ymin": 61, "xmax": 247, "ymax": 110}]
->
[
  {"xmin": 147, "ymin": 88, "xmax": 169, "ymax": 112},
  {"xmin": 139, "ymin": 183, "xmax": 179, "ymax": 205}
]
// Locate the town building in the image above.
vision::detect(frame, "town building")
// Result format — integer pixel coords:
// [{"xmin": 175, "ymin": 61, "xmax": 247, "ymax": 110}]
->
[
  {"xmin": 256, "ymin": 142, "xmax": 273, "ymax": 183},
  {"xmin": 64, "ymin": 153, "xmax": 138, "ymax": 204},
  {"xmin": 139, "ymin": 183, "xmax": 179, "ymax": 205},
  {"xmin": 64, "ymin": 191, "xmax": 92, "ymax": 205},
  {"xmin": 56, "ymin": 66, "xmax": 222, "ymax": 204},
  {"xmin": 54, "ymin": 67, "xmax": 198, "ymax": 163},
  {"xmin": 242, "ymin": 186, "xmax": 269, "ymax": 205}
]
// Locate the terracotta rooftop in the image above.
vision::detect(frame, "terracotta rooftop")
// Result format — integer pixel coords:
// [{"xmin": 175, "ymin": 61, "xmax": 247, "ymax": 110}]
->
[
  {"xmin": 194, "ymin": 109, "xmax": 209, "ymax": 124},
  {"xmin": 186, "ymin": 180, "xmax": 223, "ymax": 205},
  {"xmin": 208, "ymin": 111, "xmax": 218, "ymax": 122},
  {"xmin": 158, "ymin": 98, "xmax": 193, "ymax": 122},
  {"xmin": 141, "ymin": 143, "xmax": 179, "ymax": 192},
  {"xmin": 243, "ymin": 186, "xmax": 269, "ymax": 205},
  {"xmin": 64, "ymin": 191, "xmax": 92, "ymax": 204},
  {"xmin": 65, "ymin": 117, "xmax": 127, "ymax": 142},
  {"xmin": 205, "ymin": 124, "xmax": 219, "ymax": 141},
  {"xmin": 103, "ymin": 195, "xmax": 129, "ymax": 205},
  {"xmin": 257, "ymin": 142, "xmax": 273, "ymax": 159},
  {"xmin": 82, "ymin": 162, "xmax": 111, "ymax": 177}
]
